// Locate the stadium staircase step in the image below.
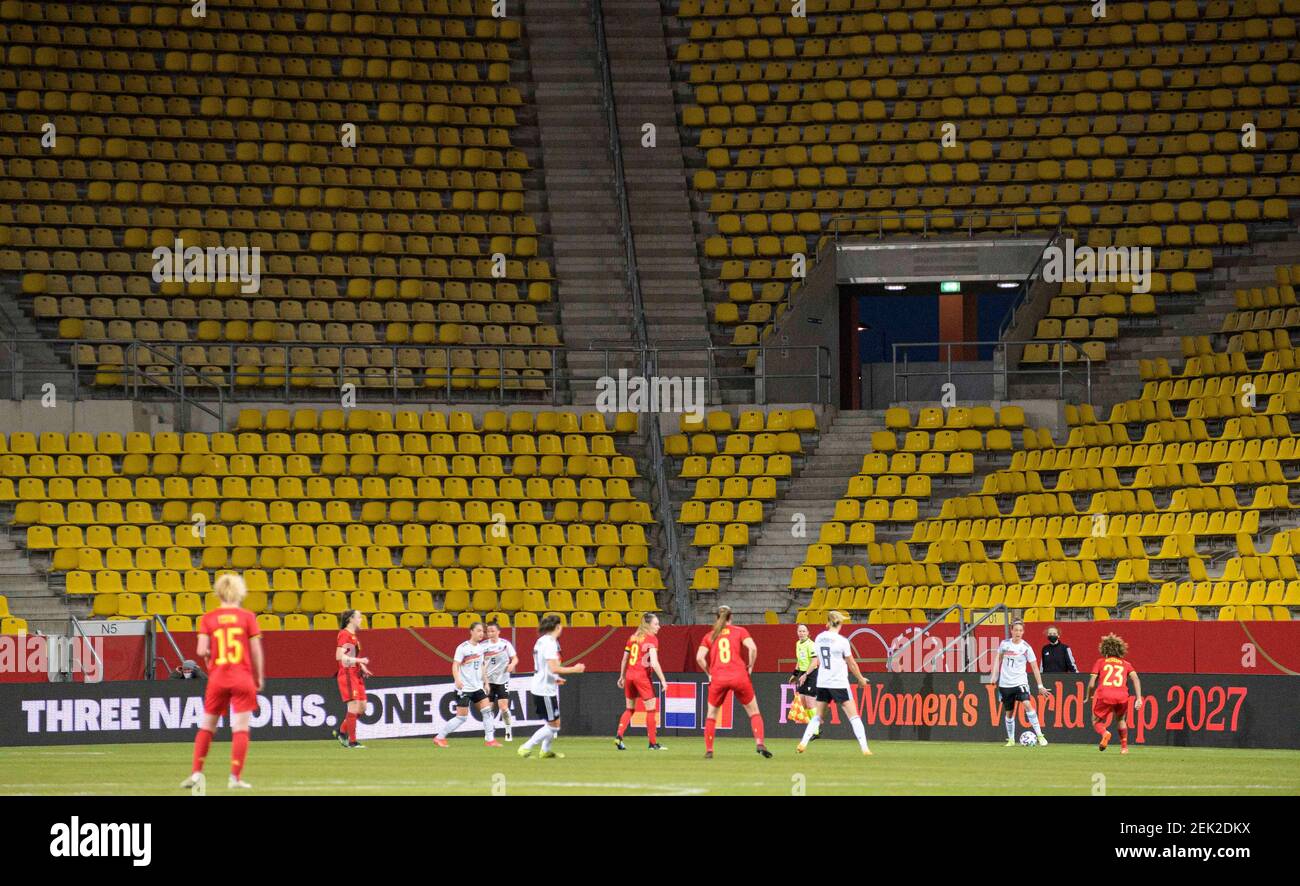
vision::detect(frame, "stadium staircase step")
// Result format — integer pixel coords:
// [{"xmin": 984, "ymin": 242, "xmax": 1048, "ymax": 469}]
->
[
  {"xmin": 601, "ymin": 0, "xmax": 713, "ymax": 386},
  {"xmin": 0, "ymin": 280, "xmax": 72, "ymax": 399},
  {"xmin": 522, "ymin": 0, "xmax": 636, "ymax": 406},
  {"xmin": 0, "ymin": 533, "xmax": 83, "ymax": 635},
  {"xmin": 699, "ymin": 409, "xmax": 886, "ymax": 622}
]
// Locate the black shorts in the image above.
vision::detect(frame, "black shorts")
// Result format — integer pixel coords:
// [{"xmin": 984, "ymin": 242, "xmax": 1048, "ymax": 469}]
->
[
  {"xmin": 455, "ymin": 689, "xmax": 488, "ymax": 708},
  {"xmin": 487, "ymin": 683, "xmax": 510, "ymax": 703},
  {"xmin": 815, "ymin": 686, "xmax": 851, "ymax": 704},
  {"xmin": 999, "ymin": 685, "xmax": 1030, "ymax": 710},
  {"xmin": 532, "ymin": 693, "xmax": 560, "ymax": 722},
  {"xmin": 792, "ymin": 671, "xmax": 818, "ymax": 698}
]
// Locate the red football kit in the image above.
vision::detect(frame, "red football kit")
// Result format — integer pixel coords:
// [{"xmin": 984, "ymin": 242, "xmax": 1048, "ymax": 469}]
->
[
  {"xmin": 699, "ymin": 625, "xmax": 755, "ymax": 706},
  {"xmin": 623, "ymin": 632, "xmax": 658, "ymax": 700},
  {"xmin": 198, "ymin": 606, "xmax": 261, "ymax": 716},
  {"xmin": 1091, "ymin": 656, "xmax": 1136, "ymax": 721},
  {"xmin": 337, "ymin": 629, "xmax": 366, "ymax": 703}
]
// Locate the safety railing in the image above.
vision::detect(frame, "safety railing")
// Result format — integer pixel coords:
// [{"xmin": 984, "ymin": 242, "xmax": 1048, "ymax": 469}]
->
[
  {"xmin": 592, "ymin": 0, "xmax": 649, "ymax": 352},
  {"xmin": 997, "ymin": 225, "xmax": 1070, "ymax": 342},
  {"xmin": 885, "ymin": 604, "xmax": 1011, "ymax": 673},
  {"xmin": 147, "ymin": 614, "xmax": 192, "ymax": 681},
  {"xmin": 125, "ymin": 340, "xmax": 226, "ymax": 432},
  {"xmin": 0, "ymin": 338, "xmax": 832, "ymax": 408},
  {"xmin": 828, "ymin": 207, "xmax": 1066, "ymax": 241},
  {"xmin": 891, "ymin": 339, "xmax": 1094, "ymax": 404}
]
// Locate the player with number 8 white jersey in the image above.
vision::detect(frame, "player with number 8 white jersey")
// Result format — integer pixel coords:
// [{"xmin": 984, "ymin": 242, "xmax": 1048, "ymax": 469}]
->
[
  {"xmin": 814, "ymin": 630, "xmax": 852, "ymax": 689},
  {"xmin": 796, "ymin": 611, "xmax": 872, "ymax": 756}
]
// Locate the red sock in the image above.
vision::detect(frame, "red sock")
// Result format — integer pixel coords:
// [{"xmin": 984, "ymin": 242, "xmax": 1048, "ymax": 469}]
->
[
  {"xmin": 750, "ymin": 713, "xmax": 765, "ymax": 745},
  {"xmin": 646, "ymin": 711, "xmax": 657, "ymax": 745},
  {"xmin": 191, "ymin": 728, "xmax": 214, "ymax": 774},
  {"xmin": 1118, "ymin": 725, "xmax": 1128, "ymax": 748},
  {"xmin": 343, "ymin": 712, "xmax": 357, "ymax": 742},
  {"xmin": 704, "ymin": 717, "xmax": 716, "ymax": 753},
  {"xmin": 616, "ymin": 710, "xmax": 632, "ymax": 738},
  {"xmin": 1094, "ymin": 719, "xmax": 1109, "ymax": 736},
  {"xmin": 231, "ymin": 731, "xmax": 249, "ymax": 778}
]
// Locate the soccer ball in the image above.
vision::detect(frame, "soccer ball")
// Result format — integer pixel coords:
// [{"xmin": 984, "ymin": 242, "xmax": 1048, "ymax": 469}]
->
[{"xmin": 1018, "ymin": 731, "xmax": 1038, "ymax": 747}]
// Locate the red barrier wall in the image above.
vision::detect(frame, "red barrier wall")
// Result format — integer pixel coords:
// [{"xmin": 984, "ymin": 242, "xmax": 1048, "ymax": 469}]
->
[{"xmin": 5, "ymin": 619, "xmax": 1294, "ymax": 683}]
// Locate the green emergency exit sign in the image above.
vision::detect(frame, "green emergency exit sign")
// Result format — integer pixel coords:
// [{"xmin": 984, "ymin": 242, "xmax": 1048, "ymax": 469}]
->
[{"xmin": 940, "ymin": 281, "xmax": 961, "ymax": 293}]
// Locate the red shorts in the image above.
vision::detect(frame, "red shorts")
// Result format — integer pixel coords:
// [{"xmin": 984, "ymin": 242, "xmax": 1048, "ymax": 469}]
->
[
  {"xmin": 338, "ymin": 671, "xmax": 366, "ymax": 704},
  {"xmin": 708, "ymin": 675, "xmax": 755, "ymax": 708},
  {"xmin": 1092, "ymin": 696, "xmax": 1129, "ymax": 722},
  {"xmin": 624, "ymin": 672, "xmax": 654, "ymax": 701},
  {"xmin": 204, "ymin": 672, "xmax": 259, "ymax": 716}
]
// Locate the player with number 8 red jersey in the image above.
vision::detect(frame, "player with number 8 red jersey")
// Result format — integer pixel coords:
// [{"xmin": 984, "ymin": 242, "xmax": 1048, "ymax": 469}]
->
[{"xmin": 695, "ymin": 606, "xmax": 772, "ymax": 759}]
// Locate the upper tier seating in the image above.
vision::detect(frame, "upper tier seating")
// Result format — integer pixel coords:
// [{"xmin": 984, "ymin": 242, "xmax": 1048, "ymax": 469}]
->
[
  {"xmin": 671, "ymin": 0, "xmax": 1300, "ymax": 366},
  {"xmin": 0, "ymin": 0, "xmax": 560, "ymax": 397}
]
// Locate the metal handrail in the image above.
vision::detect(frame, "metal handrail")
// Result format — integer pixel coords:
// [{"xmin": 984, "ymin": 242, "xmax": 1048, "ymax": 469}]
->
[
  {"xmin": 148, "ymin": 614, "xmax": 191, "ymax": 681},
  {"xmin": 67, "ymin": 616, "xmax": 105, "ymax": 676},
  {"xmin": 125, "ymin": 340, "xmax": 225, "ymax": 430},
  {"xmin": 885, "ymin": 603, "xmax": 1011, "ymax": 672},
  {"xmin": 891, "ymin": 338, "xmax": 1094, "ymax": 404},
  {"xmin": 998, "ymin": 225, "xmax": 1070, "ymax": 342},
  {"xmin": 886, "ymin": 604, "xmax": 965, "ymax": 671},
  {"xmin": 828, "ymin": 207, "xmax": 1065, "ymax": 241},
  {"xmin": 592, "ymin": 0, "xmax": 690, "ymax": 620},
  {"xmin": 591, "ymin": 0, "xmax": 649, "ymax": 353},
  {"xmin": 937, "ymin": 604, "xmax": 1012, "ymax": 675},
  {"xmin": 0, "ymin": 338, "xmax": 831, "ymax": 407}
]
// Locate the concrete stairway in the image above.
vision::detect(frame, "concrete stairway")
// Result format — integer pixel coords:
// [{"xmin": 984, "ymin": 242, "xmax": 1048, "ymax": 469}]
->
[
  {"xmin": 521, "ymin": 0, "xmax": 637, "ymax": 406},
  {"xmin": 0, "ymin": 534, "xmax": 80, "ymax": 635},
  {"xmin": 0, "ymin": 281, "xmax": 75, "ymax": 399},
  {"xmin": 708, "ymin": 410, "xmax": 885, "ymax": 621},
  {"xmin": 601, "ymin": 0, "xmax": 711, "ymax": 387}
]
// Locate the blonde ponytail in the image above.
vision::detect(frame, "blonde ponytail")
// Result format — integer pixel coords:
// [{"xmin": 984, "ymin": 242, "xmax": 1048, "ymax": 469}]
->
[
  {"xmin": 632, "ymin": 612, "xmax": 657, "ymax": 642},
  {"xmin": 710, "ymin": 605, "xmax": 732, "ymax": 645}
]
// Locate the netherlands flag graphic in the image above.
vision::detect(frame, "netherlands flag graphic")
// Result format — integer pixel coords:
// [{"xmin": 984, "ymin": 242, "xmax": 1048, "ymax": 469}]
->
[{"xmin": 663, "ymin": 682, "xmax": 696, "ymax": 728}]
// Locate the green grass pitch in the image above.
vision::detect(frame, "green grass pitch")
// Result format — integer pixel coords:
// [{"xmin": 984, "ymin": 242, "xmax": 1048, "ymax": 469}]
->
[{"xmin": 1, "ymin": 738, "xmax": 1297, "ymax": 796}]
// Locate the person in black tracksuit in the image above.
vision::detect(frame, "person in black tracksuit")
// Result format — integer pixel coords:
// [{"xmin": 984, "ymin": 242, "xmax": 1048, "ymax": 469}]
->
[{"xmin": 1040, "ymin": 627, "xmax": 1078, "ymax": 673}]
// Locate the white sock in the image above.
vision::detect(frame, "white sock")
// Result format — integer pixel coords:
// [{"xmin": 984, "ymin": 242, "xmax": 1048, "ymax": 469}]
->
[
  {"xmin": 483, "ymin": 708, "xmax": 495, "ymax": 742},
  {"xmin": 522, "ymin": 724, "xmax": 552, "ymax": 750},
  {"xmin": 1026, "ymin": 706, "xmax": 1042, "ymax": 736},
  {"xmin": 1004, "ymin": 715, "xmax": 1015, "ymax": 740},
  {"xmin": 800, "ymin": 715, "xmax": 821, "ymax": 746},
  {"xmin": 542, "ymin": 728, "xmax": 557, "ymax": 753},
  {"xmin": 849, "ymin": 716, "xmax": 869, "ymax": 753},
  {"xmin": 501, "ymin": 707, "xmax": 512, "ymax": 727},
  {"xmin": 438, "ymin": 714, "xmax": 467, "ymax": 739}
]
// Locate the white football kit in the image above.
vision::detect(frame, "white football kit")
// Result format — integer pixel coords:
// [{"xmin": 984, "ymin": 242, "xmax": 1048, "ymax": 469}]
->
[
  {"xmin": 453, "ymin": 641, "xmax": 486, "ymax": 693},
  {"xmin": 996, "ymin": 639, "xmax": 1035, "ymax": 689},
  {"xmin": 814, "ymin": 631, "xmax": 852, "ymax": 689},
  {"xmin": 531, "ymin": 634, "xmax": 560, "ymax": 696},
  {"xmin": 482, "ymin": 638, "xmax": 517, "ymax": 686}
]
